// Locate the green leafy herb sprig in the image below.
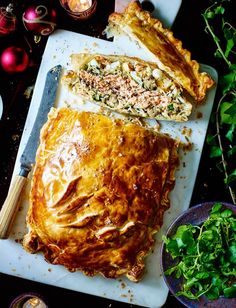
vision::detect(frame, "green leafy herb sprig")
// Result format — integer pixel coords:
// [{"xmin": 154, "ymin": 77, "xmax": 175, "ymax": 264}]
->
[
  {"xmin": 163, "ymin": 203, "xmax": 236, "ymax": 300},
  {"xmin": 202, "ymin": 0, "xmax": 236, "ymax": 204}
]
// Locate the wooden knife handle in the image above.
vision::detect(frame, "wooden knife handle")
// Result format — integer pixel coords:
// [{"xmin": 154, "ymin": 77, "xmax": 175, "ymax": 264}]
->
[{"xmin": 0, "ymin": 175, "xmax": 27, "ymax": 239}]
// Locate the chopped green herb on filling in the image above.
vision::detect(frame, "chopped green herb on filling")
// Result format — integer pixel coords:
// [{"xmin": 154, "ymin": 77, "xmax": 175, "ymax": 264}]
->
[
  {"xmin": 168, "ymin": 104, "xmax": 174, "ymax": 111},
  {"xmin": 163, "ymin": 203, "xmax": 236, "ymax": 300}
]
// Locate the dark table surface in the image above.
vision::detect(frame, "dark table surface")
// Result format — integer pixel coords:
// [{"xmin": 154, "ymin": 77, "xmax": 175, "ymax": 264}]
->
[{"xmin": 0, "ymin": 0, "xmax": 234, "ymax": 307}]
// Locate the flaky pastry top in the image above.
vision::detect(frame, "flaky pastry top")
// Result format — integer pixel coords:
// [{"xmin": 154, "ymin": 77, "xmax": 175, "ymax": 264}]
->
[
  {"xmin": 106, "ymin": 1, "xmax": 214, "ymax": 102},
  {"xmin": 23, "ymin": 108, "xmax": 179, "ymax": 281}
]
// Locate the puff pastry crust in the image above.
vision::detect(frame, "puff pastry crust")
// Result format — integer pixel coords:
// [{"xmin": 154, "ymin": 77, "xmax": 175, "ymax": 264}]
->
[
  {"xmin": 23, "ymin": 108, "xmax": 179, "ymax": 281},
  {"xmin": 63, "ymin": 53, "xmax": 192, "ymax": 122},
  {"xmin": 106, "ymin": 1, "xmax": 214, "ymax": 102}
]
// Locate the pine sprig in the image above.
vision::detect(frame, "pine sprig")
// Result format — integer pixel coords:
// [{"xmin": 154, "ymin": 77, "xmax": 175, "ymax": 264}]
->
[{"xmin": 202, "ymin": 0, "xmax": 236, "ymax": 204}]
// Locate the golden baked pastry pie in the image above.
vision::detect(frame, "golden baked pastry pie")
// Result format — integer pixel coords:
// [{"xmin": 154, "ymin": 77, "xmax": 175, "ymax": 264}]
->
[
  {"xmin": 63, "ymin": 53, "xmax": 192, "ymax": 122},
  {"xmin": 23, "ymin": 107, "xmax": 179, "ymax": 282},
  {"xmin": 105, "ymin": 1, "xmax": 214, "ymax": 102}
]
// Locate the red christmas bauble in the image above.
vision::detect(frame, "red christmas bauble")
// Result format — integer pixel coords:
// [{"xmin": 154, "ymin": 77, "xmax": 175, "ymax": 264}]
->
[
  {"xmin": 1, "ymin": 47, "xmax": 29, "ymax": 73},
  {"xmin": 0, "ymin": 4, "xmax": 17, "ymax": 36},
  {"xmin": 22, "ymin": 4, "xmax": 57, "ymax": 36}
]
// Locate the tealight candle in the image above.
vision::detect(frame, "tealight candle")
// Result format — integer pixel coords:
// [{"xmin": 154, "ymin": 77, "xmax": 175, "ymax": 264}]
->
[
  {"xmin": 68, "ymin": 0, "xmax": 92, "ymax": 13},
  {"xmin": 10, "ymin": 293, "xmax": 48, "ymax": 308},
  {"xmin": 59, "ymin": 0, "xmax": 97, "ymax": 20}
]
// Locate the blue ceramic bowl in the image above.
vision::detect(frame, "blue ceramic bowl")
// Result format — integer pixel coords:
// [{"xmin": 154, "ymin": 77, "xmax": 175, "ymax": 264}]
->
[{"xmin": 160, "ymin": 201, "xmax": 236, "ymax": 308}]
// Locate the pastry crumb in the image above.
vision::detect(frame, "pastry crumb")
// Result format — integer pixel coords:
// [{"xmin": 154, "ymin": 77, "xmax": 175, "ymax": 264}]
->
[
  {"xmin": 182, "ymin": 141, "xmax": 193, "ymax": 152},
  {"xmin": 181, "ymin": 126, "xmax": 192, "ymax": 138},
  {"xmin": 197, "ymin": 111, "xmax": 203, "ymax": 119}
]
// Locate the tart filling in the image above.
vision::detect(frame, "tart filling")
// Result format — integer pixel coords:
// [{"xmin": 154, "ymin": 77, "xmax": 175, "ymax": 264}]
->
[{"xmin": 63, "ymin": 53, "xmax": 192, "ymax": 122}]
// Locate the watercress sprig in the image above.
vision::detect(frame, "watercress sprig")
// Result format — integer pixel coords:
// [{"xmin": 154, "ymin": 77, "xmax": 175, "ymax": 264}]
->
[
  {"xmin": 202, "ymin": 0, "xmax": 236, "ymax": 204},
  {"xmin": 163, "ymin": 203, "xmax": 236, "ymax": 300}
]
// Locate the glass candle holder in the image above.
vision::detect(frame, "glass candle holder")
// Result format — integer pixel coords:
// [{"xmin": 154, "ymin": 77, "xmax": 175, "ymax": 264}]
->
[
  {"xmin": 10, "ymin": 292, "xmax": 48, "ymax": 308},
  {"xmin": 59, "ymin": 0, "xmax": 97, "ymax": 20}
]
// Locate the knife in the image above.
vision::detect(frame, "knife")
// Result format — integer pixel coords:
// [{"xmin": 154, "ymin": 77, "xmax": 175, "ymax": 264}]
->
[{"xmin": 0, "ymin": 65, "xmax": 62, "ymax": 239}]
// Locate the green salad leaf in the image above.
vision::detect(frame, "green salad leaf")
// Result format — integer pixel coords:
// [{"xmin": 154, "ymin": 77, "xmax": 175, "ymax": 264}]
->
[{"xmin": 163, "ymin": 203, "xmax": 236, "ymax": 300}]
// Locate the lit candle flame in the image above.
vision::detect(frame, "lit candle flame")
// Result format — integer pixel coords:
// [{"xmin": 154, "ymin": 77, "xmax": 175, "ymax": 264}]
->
[
  {"xmin": 22, "ymin": 297, "xmax": 47, "ymax": 308},
  {"xmin": 68, "ymin": 0, "xmax": 92, "ymax": 13}
]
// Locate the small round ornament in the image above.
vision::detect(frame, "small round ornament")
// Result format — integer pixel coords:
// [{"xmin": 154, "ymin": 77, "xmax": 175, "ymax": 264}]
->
[
  {"xmin": 22, "ymin": 4, "xmax": 57, "ymax": 36},
  {"xmin": 1, "ymin": 46, "xmax": 29, "ymax": 73},
  {"xmin": 0, "ymin": 3, "xmax": 17, "ymax": 36}
]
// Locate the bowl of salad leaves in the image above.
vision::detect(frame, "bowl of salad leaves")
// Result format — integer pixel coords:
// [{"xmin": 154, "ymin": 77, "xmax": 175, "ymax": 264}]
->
[{"xmin": 161, "ymin": 202, "xmax": 236, "ymax": 308}]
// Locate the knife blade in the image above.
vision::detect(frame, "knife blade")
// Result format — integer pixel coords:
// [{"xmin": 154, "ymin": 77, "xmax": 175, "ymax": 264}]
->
[
  {"xmin": 0, "ymin": 65, "xmax": 62, "ymax": 239},
  {"xmin": 21, "ymin": 65, "xmax": 62, "ymax": 176}
]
